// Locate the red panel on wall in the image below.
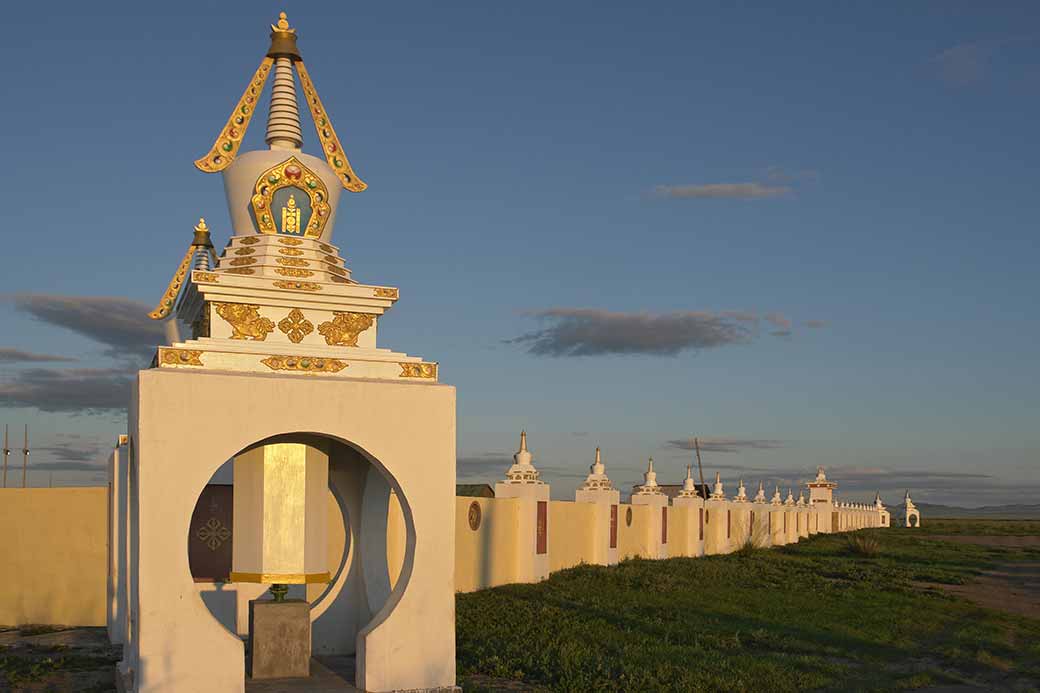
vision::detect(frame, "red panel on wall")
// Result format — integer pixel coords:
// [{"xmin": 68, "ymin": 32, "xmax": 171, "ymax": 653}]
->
[
  {"xmin": 609, "ymin": 504, "xmax": 618, "ymax": 549},
  {"xmin": 189, "ymin": 484, "xmax": 233, "ymax": 582},
  {"xmin": 536, "ymin": 501, "xmax": 547, "ymax": 555},
  {"xmin": 661, "ymin": 506, "xmax": 668, "ymax": 544},
  {"xmin": 727, "ymin": 510, "xmax": 731, "ymax": 538},
  {"xmin": 699, "ymin": 508, "xmax": 704, "ymax": 540}
]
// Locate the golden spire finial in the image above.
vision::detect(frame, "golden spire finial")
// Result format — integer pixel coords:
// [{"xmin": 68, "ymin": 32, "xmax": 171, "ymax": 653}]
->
[
  {"xmin": 271, "ymin": 11, "xmax": 295, "ymax": 34},
  {"xmin": 195, "ymin": 218, "xmax": 208, "ymax": 233}
]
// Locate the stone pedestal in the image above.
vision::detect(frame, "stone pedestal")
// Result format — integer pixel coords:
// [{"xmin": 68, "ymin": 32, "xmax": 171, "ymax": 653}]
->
[{"xmin": 248, "ymin": 599, "xmax": 311, "ymax": 679}]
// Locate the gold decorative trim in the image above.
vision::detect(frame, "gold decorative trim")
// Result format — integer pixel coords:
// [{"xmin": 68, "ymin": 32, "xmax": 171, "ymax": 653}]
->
[
  {"xmin": 295, "ymin": 60, "xmax": 367, "ymax": 193},
  {"xmin": 278, "ymin": 248, "xmax": 304, "ymax": 256},
  {"xmin": 323, "ymin": 263, "xmax": 346, "ymax": 276},
  {"xmin": 240, "ymin": 236, "xmax": 260, "ymax": 245},
  {"xmin": 214, "ymin": 303, "xmax": 274, "ymax": 341},
  {"xmin": 373, "ymin": 287, "xmax": 399, "ymax": 299},
  {"xmin": 400, "ymin": 362, "xmax": 438, "ymax": 379},
  {"xmin": 159, "ymin": 348, "xmax": 204, "ymax": 367},
  {"xmin": 194, "ymin": 57, "xmax": 273, "ymax": 172},
  {"xmin": 229, "ymin": 257, "xmax": 257, "ymax": 267},
  {"xmin": 318, "ymin": 312, "xmax": 374, "ymax": 347},
  {"xmin": 319, "ymin": 243, "xmax": 335, "ymax": 254},
  {"xmin": 330, "ymin": 275, "xmax": 352, "ymax": 284},
  {"xmin": 260, "ymin": 355, "xmax": 347, "ymax": 373},
  {"xmin": 193, "ymin": 271, "xmax": 219, "ymax": 283},
  {"xmin": 233, "ymin": 247, "xmax": 255, "ymax": 256},
  {"xmin": 272, "ymin": 280, "xmax": 322, "ymax": 292},
  {"xmin": 277, "ymin": 308, "xmax": 314, "ymax": 344},
  {"xmin": 229, "ymin": 571, "xmax": 331, "ymax": 584},
  {"xmin": 277, "ymin": 257, "xmax": 310, "ymax": 267},
  {"xmin": 250, "ymin": 156, "xmax": 331, "ymax": 237},
  {"xmin": 148, "ymin": 245, "xmax": 195, "ymax": 320},
  {"xmin": 275, "ymin": 268, "xmax": 314, "ymax": 278},
  {"xmin": 226, "ymin": 268, "xmax": 255, "ymax": 275},
  {"xmin": 278, "ymin": 237, "xmax": 304, "ymax": 246}
]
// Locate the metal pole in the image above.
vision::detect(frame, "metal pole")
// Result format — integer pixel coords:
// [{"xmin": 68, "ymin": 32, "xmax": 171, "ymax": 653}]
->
[
  {"xmin": 2, "ymin": 424, "xmax": 8, "ymax": 488},
  {"xmin": 694, "ymin": 437, "xmax": 707, "ymax": 499},
  {"xmin": 22, "ymin": 424, "xmax": 29, "ymax": 488}
]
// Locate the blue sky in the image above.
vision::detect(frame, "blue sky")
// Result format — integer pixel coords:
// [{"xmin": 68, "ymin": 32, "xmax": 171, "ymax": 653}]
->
[{"xmin": 0, "ymin": 2, "xmax": 1037, "ymax": 505}]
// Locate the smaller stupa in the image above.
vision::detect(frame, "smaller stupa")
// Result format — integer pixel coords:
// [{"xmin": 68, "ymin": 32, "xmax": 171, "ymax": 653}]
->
[
  {"xmin": 753, "ymin": 481, "xmax": 767, "ymax": 503},
  {"xmin": 502, "ymin": 431, "xmax": 542, "ymax": 485},
  {"xmin": 577, "ymin": 447, "xmax": 614, "ymax": 492},
  {"xmin": 633, "ymin": 457, "xmax": 664, "ymax": 496}
]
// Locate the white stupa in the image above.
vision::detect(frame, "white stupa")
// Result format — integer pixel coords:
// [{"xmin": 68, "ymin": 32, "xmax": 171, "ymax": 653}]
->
[
  {"xmin": 709, "ymin": 471, "xmax": 726, "ymax": 500},
  {"xmin": 577, "ymin": 447, "xmax": 614, "ymax": 492},
  {"xmin": 633, "ymin": 457, "xmax": 664, "ymax": 496},
  {"xmin": 771, "ymin": 485, "xmax": 783, "ymax": 505},
  {"xmin": 753, "ymin": 481, "xmax": 767, "ymax": 503},
  {"xmin": 676, "ymin": 464, "xmax": 701, "ymax": 499},
  {"xmin": 502, "ymin": 431, "xmax": 543, "ymax": 485}
]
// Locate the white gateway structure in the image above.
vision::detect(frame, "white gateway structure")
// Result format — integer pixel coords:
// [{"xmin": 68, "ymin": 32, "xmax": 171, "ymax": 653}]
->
[{"xmin": 113, "ymin": 13, "xmax": 458, "ymax": 693}]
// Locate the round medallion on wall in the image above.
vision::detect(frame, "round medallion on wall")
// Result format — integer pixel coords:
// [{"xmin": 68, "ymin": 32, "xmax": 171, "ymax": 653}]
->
[
  {"xmin": 468, "ymin": 501, "xmax": 482, "ymax": 531},
  {"xmin": 625, "ymin": 507, "xmax": 633, "ymax": 527}
]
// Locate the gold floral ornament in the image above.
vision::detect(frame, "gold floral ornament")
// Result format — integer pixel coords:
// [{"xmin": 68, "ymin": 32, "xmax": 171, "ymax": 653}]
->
[
  {"xmin": 399, "ymin": 362, "xmax": 438, "ymax": 379},
  {"xmin": 240, "ymin": 236, "xmax": 260, "ymax": 245},
  {"xmin": 275, "ymin": 268, "xmax": 314, "ymax": 278},
  {"xmin": 318, "ymin": 312, "xmax": 374, "ymax": 347},
  {"xmin": 278, "ymin": 308, "xmax": 314, "ymax": 344},
  {"xmin": 373, "ymin": 287, "xmax": 399, "ymax": 299},
  {"xmin": 261, "ymin": 355, "xmax": 347, "ymax": 373},
  {"xmin": 272, "ymin": 280, "xmax": 322, "ymax": 292},
  {"xmin": 194, "ymin": 58, "xmax": 273, "ymax": 172},
  {"xmin": 250, "ymin": 157, "xmax": 331, "ymax": 237},
  {"xmin": 159, "ymin": 348, "xmax": 204, "ymax": 367},
  {"xmin": 214, "ymin": 303, "xmax": 275, "ymax": 341},
  {"xmin": 277, "ymin": 257, "xmax": 310, "ymax": 267},
  {"xmin": 226, "ymin": 268, "xmax": 255, "ymax": 275},
  {"xmin": 278, "ymin": 237, "xmax": 304, "ymax": 246}
]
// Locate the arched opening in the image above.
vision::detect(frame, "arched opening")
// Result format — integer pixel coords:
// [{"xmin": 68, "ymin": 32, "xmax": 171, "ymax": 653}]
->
[{"xmin": 185, "ymin": 432, "xmax": 413, "ymax": 681}]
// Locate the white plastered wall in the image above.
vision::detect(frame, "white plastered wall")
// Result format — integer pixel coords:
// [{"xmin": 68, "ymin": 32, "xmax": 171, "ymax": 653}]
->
[{"xmin": 123, "ymin": 367, "xmax": 456, "ymax": 693}]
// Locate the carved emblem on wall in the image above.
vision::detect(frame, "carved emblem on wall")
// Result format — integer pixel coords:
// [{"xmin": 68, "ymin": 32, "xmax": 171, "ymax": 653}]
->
[
  {"xmin": 193, "ymin": 271, "xmax": 219, "ymax": 283},
  {"xmin": 240, "ymin": 236, "xmax": 260, "ymax": 245},
  {"xmin": 468, "ymin": 501, "xmax": 482, "ymax": 531},
  {"xmin": 278, "ymin": 248, "xmax": 305, "ymax": 256},
  {"xmin": 318, "ymin": 312, "xmax": 374, "ymax": 347},
  {"xmin": 275, "ymin": 268, "xmax": 314, "ymax": 278},
  {"xmin": 373, "ymin": 287, "xmax": 398, "ymax": 299},
  {"xmin": 214, "ymin": 302, "xmax": 275, "ymax": 341},
  {"xmin": 277, "ymin": 308, "xmax": 314, "ymax": 344},
  {"xmin": 329, "ymin": 275, "xmax": 351, "ymax": 284},
  {"xmin": 323, "ymin": 263, "xmax": 346, "ymax": 276},
  {"xmin": 196, "ymin": 517, "xmax": 231, "ymax": 551},
  {"xmin": 277, "ymin": 257, "xmax": 310, "ymax": 267},
  {"xmin": 319, "ymin": 243, "xmax": 335, "ymax": 254},
  {"xmin": 626, "ymin": 507, "xmax": 633, "ymax": 527},
  {"xmin": 399, "ymin": 362, "xmax": 437, "ymax": 379},
  {"xmin": 278, "ymin": 237, "xmax": 304, "ymax": 246},
  {"xmin": 229, "ymin": 257, "xmax": 257, "ymax": 267},
  {"xmin": 225, "ymin": 268, "xmax": 255, "ymax": 275},
  {"xmin": 233, "ymin": 247, "xmax": 255, "ymax": 256},
  {"xmin": 260, "ymin": 355, "xmax": 347, "ymax": 373}
]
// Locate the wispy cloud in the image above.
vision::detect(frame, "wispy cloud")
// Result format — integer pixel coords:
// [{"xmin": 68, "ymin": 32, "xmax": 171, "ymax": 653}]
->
[
  {"xmin": 0, "ymin": 348, "xmax": 75, "ymax": 364},
  {"xmin": 930, "ymin": 36, "xmax": 1039, "ymax": 87},
  {"xmin": 507, "ymin": 309, "xmax": 827, "ymax": 357},
  {"xmin": 0, "ymin": 367, "xmax": 133, "ymax": 413},
  {"xmin": 654, "ymin": 182, "xmax": 792, "ymax": 200},
  {"xmin": 7, "ymin": 294, "xmax": 164, "ymax": 361},
  {"xmin": 506, "ymin": 308, "xmax": 755, "ymax": 357}
]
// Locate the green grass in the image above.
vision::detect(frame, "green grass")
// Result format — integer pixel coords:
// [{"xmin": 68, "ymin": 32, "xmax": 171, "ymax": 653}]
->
[{"xmin": 457, "ymin": 522, "xmax": 1040, "ymax": 692}]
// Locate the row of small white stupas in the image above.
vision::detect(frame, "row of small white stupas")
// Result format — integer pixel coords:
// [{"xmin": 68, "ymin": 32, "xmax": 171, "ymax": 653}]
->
[{"xmin": 497, "ymin": 430, "xmax": 916, "ymax": 515}]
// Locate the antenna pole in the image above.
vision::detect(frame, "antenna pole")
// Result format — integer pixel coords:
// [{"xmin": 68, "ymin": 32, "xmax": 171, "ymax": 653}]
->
[
  {"xmin": 22, "ymin": 424, "xmax": 29, "ymax": 488},
  {"xmin": 694, "ymin": 437, "xmax": 707, "ymax": 499},
  {"xmin": 2, "ymin": 424, "xmax": 8, "ymax": 488}
]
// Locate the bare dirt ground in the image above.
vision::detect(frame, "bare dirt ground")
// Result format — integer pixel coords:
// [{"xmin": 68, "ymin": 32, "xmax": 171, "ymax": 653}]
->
[{"xmin": 919, "ymin": 535, "xmax": 1040, "ymax": 620}]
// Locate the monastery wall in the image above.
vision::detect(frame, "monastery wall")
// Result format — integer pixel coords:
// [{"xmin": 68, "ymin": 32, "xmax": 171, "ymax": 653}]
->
[
  {"xmin": 0, "ymin": 488, "xmax": 108, "ymax": 627},
  {"xmin": 1, "ymin": 485, "xmax": 888, "ymax": 627}
]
